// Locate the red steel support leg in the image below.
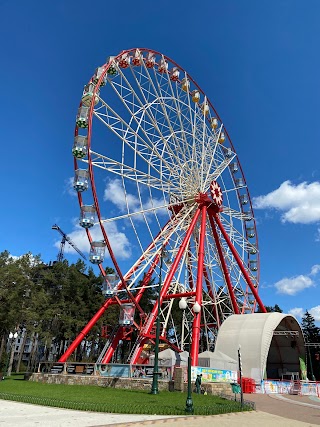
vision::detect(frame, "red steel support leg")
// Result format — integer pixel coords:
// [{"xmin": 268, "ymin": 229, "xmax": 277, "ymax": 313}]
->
[
  {"xmin": 58, "ymin": 299, "xmax": 113, "ymax": 362},
  {"xmin": 102, "ymin": 259, "xmax": 161, "ymax": 364},
  {"xmin": 131, "ymin": 208, "xmax": 202, "ymax": 364},
  {"xmin": 191, "ymin": 205, "xmax": 206, "ymax": 366},
  {"xmin": 203, "ymin": 266, "xmax": 220, "ymax": 328},
  {"xmin": 213, "ymin": 213, "xmax": 266, "ymax": 313},
  {"xmin": 208, "ymin": 214, "xmax": 240, "ymax": 314},
  {"xmin": 101, "ymin": 326, "xmax": 124, "ymax": 364}
]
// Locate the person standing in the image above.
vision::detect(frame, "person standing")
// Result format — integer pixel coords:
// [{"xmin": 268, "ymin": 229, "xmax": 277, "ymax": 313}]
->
[{"xmin": 195, "ymin": 374, "xmax": 202, "ymax": 394}]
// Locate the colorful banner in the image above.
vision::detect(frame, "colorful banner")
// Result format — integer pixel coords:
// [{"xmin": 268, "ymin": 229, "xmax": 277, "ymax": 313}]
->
[
  {"xmin": 191, "ymin": 366, "xmax": 237, "ymax": 383},
  {"xmin": 261, "ymin": 380, "xmax": 320, "ymax": 396},
  {"xmin": 262, "ymin": 380, "xmax": 280, "ymax": 393},
  {"xmin": 131, "ymin": 365, "xmax": 172, "ymax": 380},
  {"xmin": 300, "ymin": 382, "xmax": 318, "ymax": 396},
  {"xmin": 96, "ymin": 364, "xmax": 131, "ymax": 377}
]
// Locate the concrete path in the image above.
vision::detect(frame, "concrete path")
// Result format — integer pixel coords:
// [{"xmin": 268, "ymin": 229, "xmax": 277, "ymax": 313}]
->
[
  {"xmin": 246, "ymin": 393, "xmax": 320, "ymax": 425},
  {"xmin": 1, "ymin": 393, "xmax": 320, "ymax": 426},
  {"xmin": 0, "ymin": 400, "xmax": 175, "ymax": 426}
]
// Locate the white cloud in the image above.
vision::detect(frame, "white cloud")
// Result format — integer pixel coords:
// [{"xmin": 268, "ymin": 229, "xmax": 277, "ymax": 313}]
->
[
  {"xmin": 64, "ymin": 177, "xmax": 77, "ymax": 197},
  {"xmin": 54, "ymin": 222, "xmax": 132, "ymax": 260},
  {"xmin": 253, "ymin": 180, "xmax": 320, "ymax": 224},
  {"xmin": 103, "ymin": 178, "xmax": 167, "ymax": 218},
  {"xmin": 309, "ymin": 306, "xmax": 320, "ymax": 321},
  {"xmin": 274, "ymin": 275, "xmax": 314, "ymax": 295},
  {"xmin": 104, "ymin": 179, "xmax": 140, "ymax": 212},
  {"xmin": 310, "ymin": 264, "xmax": 320, "ymax": 276},
  {"xmin": 288, "ymin": 307, "xmax": 304, "ymax": 319}
]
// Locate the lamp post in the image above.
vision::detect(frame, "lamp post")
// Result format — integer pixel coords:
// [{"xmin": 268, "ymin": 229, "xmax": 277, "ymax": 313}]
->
[
  {"xmin": 5, "ymin": 332, "xmax": 18, "ymax": 377},
  {"xmin": 151, "ymin": 248, "xmax": 171, "ymax": 395},
  {"xmin": 238, "ymin": 345, "xmax": 244, "ymax": 409},
  {"xmin": 179, "ymin": 298, "xmax": 201, "ymax": 414}
]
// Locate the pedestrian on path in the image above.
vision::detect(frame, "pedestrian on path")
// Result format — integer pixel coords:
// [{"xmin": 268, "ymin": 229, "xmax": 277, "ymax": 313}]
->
[{"xmin": 195, "ymin": 374, "xmax": 202, "ymax": 394}]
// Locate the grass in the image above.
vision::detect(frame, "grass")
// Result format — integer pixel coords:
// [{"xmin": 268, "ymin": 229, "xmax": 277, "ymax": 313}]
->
[{"xmin": 0, "ymin": 375, "xmax": 253, "ymax": 416}]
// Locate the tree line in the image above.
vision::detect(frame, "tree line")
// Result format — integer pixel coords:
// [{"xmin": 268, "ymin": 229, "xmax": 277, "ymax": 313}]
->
[
  {"xmin": 0, "ymin": 250, "xmax": 120, "ymax": 372},
  {"xmin": 1, "ymin": 250, "xmax": 320, "ymax": 379}
]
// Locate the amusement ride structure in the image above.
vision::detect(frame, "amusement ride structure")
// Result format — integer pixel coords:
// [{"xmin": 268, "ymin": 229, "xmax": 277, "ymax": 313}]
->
[{"xmin": 59, "ymin": 48, "xmax": 266, "ymax": 367}]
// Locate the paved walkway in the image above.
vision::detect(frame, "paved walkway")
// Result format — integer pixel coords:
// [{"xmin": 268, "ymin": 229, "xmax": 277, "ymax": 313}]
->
[{"xmin": 1, "ymin": 393, "xmax": 320, "ymax": 426}]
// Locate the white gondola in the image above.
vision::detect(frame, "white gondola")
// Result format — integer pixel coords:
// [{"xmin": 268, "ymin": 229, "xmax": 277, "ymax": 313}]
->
[
  {"xmin": 210, "ymin": 117, "xmax": 218, "ymax": 129},
  {"xmin": 240, "ymin": 194, "xmax": 248, "ymax": 205},
  {"xmin": 93, "ymin": 67, "xmax": 106, "ymax": 86},
  {"xmin": 170, "ymin": 67, "xmax": 180, "ymax": 81},
  {"xmin": 119, "ymin": 303, "xmax": 135, "ymax": 326},
  {"xmin": 102, "ymin": 273, "xmax": 119, "ymax": 297},
  {"xmin": 219, "ymin": 132, "xmax": 225, "ymax": 143},
  {"xmin": 82, "ymin": 83, "xmax": 100, "ymax": 106},
  {"xmin": 158, "ymin": 58, "xmax": 168, "ymax": 73},
  {"xmin": 89, "ymin": 241, "xmax": 106, "ymax": 264},
  {"xmin": 191, "ymin": 90, "xmax": 200, "ymax": 103},
  {"xmin": 79, "ymin": 205, "xmax": 96, "ymax": 229},
  {"xmin": 224, "ymin": 147, "xmax": 233, "ymax": 158},
  {"xmin": 247, "ymin": 227, "xmax": 255, "ymax": 238},
  {"xmin": 231, "ymin": 163, "xmax": 238, "ymax": 173},
  {"xmin": 249, "ymin": 246, "xmax": 257, "ymax": 254},
  {"xmin": 181, "ymin": 77, "xmax": 190, "ymax": 92},
  {"xmin": 145, "ymin": 52, "xmax": 155, "ymax": 68},
  {"xmin": 132, "ymin": 49, "xmax": 143, "ymax": 66},
  {"xmin": 118, "ymin": 53, "xmax": 131, "ymax": 69},
  {"xmin": 106, "ymin": 56, "xmax": 117, "ymax": 76},
  {"xmin": 250, "ymin": 260, "xmax": 258, "ymax": 271},
  {"xmin": 235, "ymin": 178, "xmax": 244, "ymax": 187},
  {"xmin": 201, "ymin": 102, "xmax": 210, "ymax": 116},
  {"xmin": 72, "ymin": 135, "xmax": 88, "ymax": 159},
  {"xmin": 244, "ymin": 212, "xmax": 253, "ymax": 221},
  {"xmin": 76, "ymin": 106, "xmax": 89, "ymax": 128},
  {"xmin": 73, "ymin": 169, "xmax": 89, "ymax": 192}
]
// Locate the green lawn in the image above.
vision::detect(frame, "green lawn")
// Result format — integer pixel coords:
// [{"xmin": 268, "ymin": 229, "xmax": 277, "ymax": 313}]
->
[{"xmin": 0, "ymin": 375, "xmax": 252, "ymax": 416}]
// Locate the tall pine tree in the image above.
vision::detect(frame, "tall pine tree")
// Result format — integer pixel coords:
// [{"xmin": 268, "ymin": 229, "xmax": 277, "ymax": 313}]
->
[{"xmin": 301, "ymin": 311, "xmax": 320, "ymax": 380}]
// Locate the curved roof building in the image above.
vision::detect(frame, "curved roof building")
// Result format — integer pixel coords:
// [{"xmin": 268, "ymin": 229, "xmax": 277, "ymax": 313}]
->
[{"xmin": 214, "ymin": 313, "xmax": 305, "ymax": 382}]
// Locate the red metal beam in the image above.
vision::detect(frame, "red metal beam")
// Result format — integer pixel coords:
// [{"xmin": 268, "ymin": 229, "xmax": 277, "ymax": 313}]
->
[
  {"xmin": 208, "ymin": 213, "xmax": 239, "ymax": 314},
  {"xmin": 213, "ymin": 213, "xmax": 266, "ymax": 313},
  {"xmin": 131, "ymin": 208, "xmax": 201, "ymax": 364},
  {"xmin": 58, "ymin": 298, "xmax": 114, "ymax": 362},
  {"xmin": 191, "ymin": 205, "xmax": 206, "ymax": 365}
]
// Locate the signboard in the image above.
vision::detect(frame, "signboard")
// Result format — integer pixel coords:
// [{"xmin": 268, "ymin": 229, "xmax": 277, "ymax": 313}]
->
[
  {"xmin": 191, "ymin": 366, "xmax": 237, "ymax": 383},
  {"xmin": 131, "ymin": 364, "xmax": 172, "ymax": 380},
  {"xmin": 96, "ymin": 364, "xmax": 130, "ymax": 377}
]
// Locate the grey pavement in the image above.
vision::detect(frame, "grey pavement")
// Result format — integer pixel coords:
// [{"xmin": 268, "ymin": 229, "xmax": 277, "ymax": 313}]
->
[
  {"xmin": 1, "ymin": 393, "xmax": 320, "ymax": 426},
  {"xmin": 0, "ymin": 400, "xmax": 176, "ymax": 426}
]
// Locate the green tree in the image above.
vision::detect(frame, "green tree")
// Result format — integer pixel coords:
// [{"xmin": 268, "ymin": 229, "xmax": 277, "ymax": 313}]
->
[
  {"xmin": 301, "ymin": 310, "xmax": 320, "ymax": 380},
  {"xmin": 257, "ymin": 304, "xmax": 283, "ymax": 313}
]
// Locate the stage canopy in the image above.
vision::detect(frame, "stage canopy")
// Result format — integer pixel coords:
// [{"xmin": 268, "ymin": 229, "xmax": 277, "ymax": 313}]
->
[{"xmin": 214, "ymin": 313, "xmax": 305, "ymax": 382}]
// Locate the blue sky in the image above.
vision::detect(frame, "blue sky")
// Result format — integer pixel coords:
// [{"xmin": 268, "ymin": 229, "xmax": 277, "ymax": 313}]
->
[{"xmin": 2, "ymin": 0, "xmax": 320, "ymax": 321}]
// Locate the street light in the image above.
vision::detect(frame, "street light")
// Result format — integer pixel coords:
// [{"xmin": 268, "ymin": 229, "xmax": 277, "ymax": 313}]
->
[
  {"xmin": 5, "ymin": 332, "xmax": 18, "ymax": 377},
  {"xmin": 179, "ymin": 297, "xmax": 201, "ymax": 414},
  {"xmin": 238, "ymin": 345, "xmax": 244, "ymax": 409},
  {"xmin": 150, "ymin": 247, "xmax": 171, "ymax": 395}
]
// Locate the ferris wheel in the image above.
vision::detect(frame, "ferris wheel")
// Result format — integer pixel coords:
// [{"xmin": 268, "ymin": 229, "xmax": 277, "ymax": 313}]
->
[{"xmin": 60, "ymin": 48, "xmax": 266, "ymax": 366}]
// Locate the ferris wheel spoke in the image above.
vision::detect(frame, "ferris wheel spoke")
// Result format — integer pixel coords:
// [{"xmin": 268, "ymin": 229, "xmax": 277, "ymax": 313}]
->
[
  {"xmin": 94, "ymin": 100, "xmax": 178, "ymax": 177},
  {"xmin": 139, "ymin": 61, "xmax": 188, "ymax": 150},
  {"xmin": 106, "ymin": 68, "xmax": 186, "ymax": 172},
  {"xmin": 131, "ymin": 60, "xmax": 190, "ymax": 169},
  {"xmin": 151, "ymin": 66, "xmax": 194, "ymax": 163},
  {"xmin": 85, "ymin": 151, "xmax": 180, "ymax": 193}
]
